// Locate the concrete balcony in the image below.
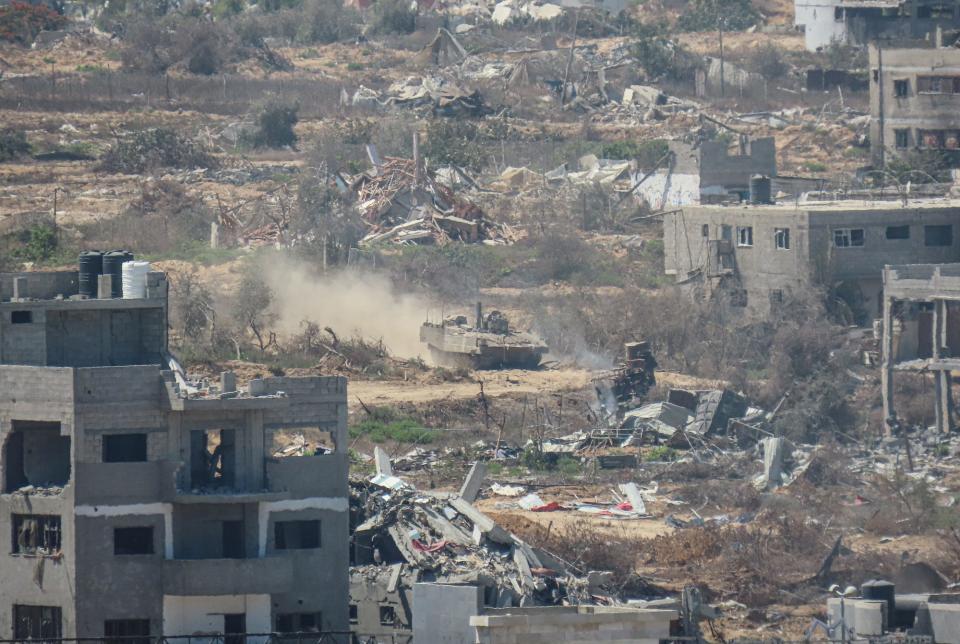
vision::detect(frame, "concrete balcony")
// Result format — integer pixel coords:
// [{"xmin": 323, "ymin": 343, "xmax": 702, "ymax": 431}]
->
[{"xmin": 162, "ymin": 556, "xmax": 294, "ymax": 595}]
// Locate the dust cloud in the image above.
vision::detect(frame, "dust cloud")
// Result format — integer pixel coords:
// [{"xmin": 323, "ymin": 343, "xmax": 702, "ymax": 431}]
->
[{"xmin": 264, "ymin": 260, "xmax": 433, "ymax": 360}]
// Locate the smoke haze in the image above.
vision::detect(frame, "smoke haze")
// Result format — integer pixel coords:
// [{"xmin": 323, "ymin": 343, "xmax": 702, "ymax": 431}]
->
[{"xmin": 264, "ymin": 259, "xmax": 433, "ymax": 360}]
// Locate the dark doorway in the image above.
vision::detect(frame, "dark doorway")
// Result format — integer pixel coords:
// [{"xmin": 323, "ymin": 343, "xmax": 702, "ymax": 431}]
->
[
  {"xmin": 224, "ymin": 613, "xmax": 246, "ymax": 644},
  {"xmin": 222, "ymin": 520, "xmax": 244, "ymax": 559},
  {"xmin": 190, "ymin": 429, "xmax": 236, "ymax": 489}
]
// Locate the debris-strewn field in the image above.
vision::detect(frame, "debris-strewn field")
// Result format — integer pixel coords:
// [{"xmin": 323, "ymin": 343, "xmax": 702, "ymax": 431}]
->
[{"xmin": 2, "ymin": 0, "xmax": 957, "ymax": 637}]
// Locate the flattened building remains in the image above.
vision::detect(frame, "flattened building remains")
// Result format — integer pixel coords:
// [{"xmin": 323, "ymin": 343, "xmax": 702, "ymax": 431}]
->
[
  {"xmin": 663, "ymin": 199, "xmax": 960, "ymax": 322},
  {"xmin": 0, "ymin": 267, "xmax": 350, "ymax": 640}
]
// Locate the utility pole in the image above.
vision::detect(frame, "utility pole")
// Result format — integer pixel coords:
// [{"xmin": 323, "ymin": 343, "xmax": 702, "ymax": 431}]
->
[
  {"xmin": 561, "ymin": 9, "xmax": 579, "ymax": 106},
  {"xmin": 877, "ymin": 43, "xmax": 886, "ymax": 168},
  {"xmin": 717, "ymin": 5, "xmax": 725, "ymax": 98}
]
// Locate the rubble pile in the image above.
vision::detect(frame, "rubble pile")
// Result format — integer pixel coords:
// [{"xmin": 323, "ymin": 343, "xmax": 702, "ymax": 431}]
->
[
  {"xmin": 354, "ymin": 157, "xmax": 515, "ymax": 246},
  {"xmin": 350, "ymin": 459, "xmax": 611, "ymax": 608}
]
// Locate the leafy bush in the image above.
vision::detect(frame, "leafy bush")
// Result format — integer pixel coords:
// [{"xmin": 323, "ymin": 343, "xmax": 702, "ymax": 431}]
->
[
  {"xmin": 0, "ymin": 1, "xmax": 67, "ymax": 45},
  {"xmin": 369, "ymin": 0, "xmax": 416, "ymax": 35},
  {"xmin": 17, "ymin": 225, "xmax": 58, "ymax": 262},
  {"xmin": 645, "ymin": 446, "xmax": 679, "ymax": 462},
  {"xmin": 600, "ymin": 139, "xmax": 670, "ymax": 167},
  {"xmin": 98, "ymin": 128, "xmax": 217, "ymax": 173},
  {"xmin": 0, "ymin": 129, "xmax": 31, "ymax": 162},
  {"xmin": 675, "ymin": 0, "xmax": 759, "ymax": 32},
  {"xmin": 349, "ymin": 407, "xmax": 437, "ymax": 444},
  {"xmin": 746, "ymin": 43, "xmax": 789, "ymax": 81},
  {"xmin": 121, "ymin": 16, "xmax": 235, "ymax": 75},
  {"xmin": 294, "ymin": 0, "xmax": 361, "ymax": 43},
  {"xmin": 243, "ymin": 99, "xmax": 299, "ymax": 149},
  {"xmin": 630, "ymin": 21, "xmax": 700, "ymax": 82},
  {"xmin": 422, "ymin": 120, "xmax": 486, "ymax": 172}
]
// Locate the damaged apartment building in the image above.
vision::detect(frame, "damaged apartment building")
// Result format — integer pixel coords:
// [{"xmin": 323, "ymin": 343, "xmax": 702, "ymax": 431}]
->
[
  {"xmin": 795, "ymin": 0, "xmax": 960, "ymax": 51},
  {"xmin": 0, "ymin": 266, "xmax": 350, "ymax": 640},
  {"xmin": 869, "ymin": 33, "xmax": 960, "ymax": 166},
  {"xmin": 663, "ymin": 200, "xmax": 960, "ymax": 321},
  {"xmin": 881, "ymin": 263, "xmax": 960, "ymax": 433}
]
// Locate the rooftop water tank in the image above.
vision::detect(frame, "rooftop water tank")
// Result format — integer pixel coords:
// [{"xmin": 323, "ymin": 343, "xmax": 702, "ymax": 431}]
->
[
  {"xmin": 103, "ymin": 250, "xmax": 133, "ymax": 298},
  {"xmin": 122, "ymin": 261, "xmax": 151, "ymax": 299},
  {"xmin": 78, "ymin": 250, "xmax": 103, "ymax": 298}
]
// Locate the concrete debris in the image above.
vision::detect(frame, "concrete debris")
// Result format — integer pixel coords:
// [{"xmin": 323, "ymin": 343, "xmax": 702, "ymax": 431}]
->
[
  {"xmin": 354, "ymin": 156, "xmax": 514, "ymax": 247},
  {"xmin": 350, "ymin": 471, "xmax": 609, "ymax": 614},
  {"xmin": 459, "ymin": 461, "xmax": 488, "ymax": 503}
]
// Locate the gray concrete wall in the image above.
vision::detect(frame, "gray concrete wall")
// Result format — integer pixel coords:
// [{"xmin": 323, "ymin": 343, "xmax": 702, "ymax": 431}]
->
[
  {"xmin": 412, "ymin": 583, "xmax": 482, "ymax": 644},
  {"xmin": 0, "ymin": 271, "xmax": 79, "ymax": 300},
  {"xmin": 700, "ymin": 138, "xmax": 776, "ymax": 191}
]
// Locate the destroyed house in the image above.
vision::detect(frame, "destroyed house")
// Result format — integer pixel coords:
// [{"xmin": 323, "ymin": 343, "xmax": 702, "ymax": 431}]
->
[
  {"xmin": 0, "ymin": 269, "xmax": 350, "ymax": 641},
  {"xmin": 795, "ymin": 0, "xmax": 960, "ymax": 52},
  {"xmin": 663, "ymin": 200, "xmax": 960, "ymax": 321},
  {"xmin": 869, "ymin": 38, "xmax": 960, "ymax": 166},
  {"xmin": 881, "ymin": 263, "xmax": 960, "ymax": 433}
]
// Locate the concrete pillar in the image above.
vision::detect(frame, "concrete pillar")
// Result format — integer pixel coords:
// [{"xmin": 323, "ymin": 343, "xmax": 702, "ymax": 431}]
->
[
  {"xmin": 934, "ymin": 299, "xmax": 953, "ymax": 433},
  {"xmin": 881, "ymin": 293, "xmax": 896, "ymax": 434},
  {"xmin": 210, "ymin": 221, "xmax": 219, "ymax": 249},
  {"xmin": 12, "ymin": 276, "xmax": 27, "ymax": 300},
  {"xmin": 762, "ymin": 436, "xmax": 785, "ymax": 490},
  {"xmin": 221, "ymin": 370, "xmax": 237, "ymax": 393},
  {"xmin": 97, "ymin": 274, "xmax": 113, "ymax": 299}
]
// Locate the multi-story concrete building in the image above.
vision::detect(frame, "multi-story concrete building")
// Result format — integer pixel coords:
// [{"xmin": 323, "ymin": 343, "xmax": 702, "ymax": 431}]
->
[
  {"xmin": 663, "ymin": 199, "xmax": 960, "ymax": 321},
  {"xmin": 795, "ymin": 0, "xmax": 960, "ymax": 52},
  {"xmin": 869, "ymin": 37, "xmax": 960, "ymax": 166},
  {"xmin": 0, "ymin": 268, "xmax": 350, "ymax": 641}
]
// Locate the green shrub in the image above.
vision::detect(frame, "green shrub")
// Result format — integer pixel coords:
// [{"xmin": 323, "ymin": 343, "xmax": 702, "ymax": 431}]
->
[
  {"xmin": 17, "ymin": 225, "xmax": 58, "ymax": 263},
  {"xmin": 675, "ymin": 0, "xmax": 759, "ymax": 32},
  {"xmin": 645, "ymin": 446, "xmax": 679, "ymax": 462},
  {"xmin": 243, "ymin": 99, "xmax": 299, "ymax": 149},
  {"xmin": 293, "ymin": 0, "xmax": 361, "ymax": 43},
  {"xmin": 349, "ymin": 408, "xmax": 437, "ymax": 444},
  {"xmin": 600, "ymin": 139, "xmax": 670, "ymax": 167},
  {"xmin": 98, "ymin": 128, "xmax": 217, "ymax": 173},
  {"xmin": 629, "ymin": 21, "xmax": 700, "ymax": 81},
  {"xmin": 370, "ymin": 0, "xmax": 415, "ymax": 35},
  {"xmin": 0, "ymin": 129, "xmax": 30, "ymax": 162},
  {"xmin": 556, "ymin": 456, "xmax": 582, "ymax": 477},
  {"xmin": 422, "ymin": 120, "xmax": 486, "ymax": 172}
]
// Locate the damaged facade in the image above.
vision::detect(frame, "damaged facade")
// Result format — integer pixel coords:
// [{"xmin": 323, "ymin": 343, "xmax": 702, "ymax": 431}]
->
[
  {"xmin": 881, "ymin": 262, "xmax": 960, "ymax": 434},
  {"xmin": 795, "ymin": 0, "xmax": 960, "ymax": 51},
  {"xmin": 663, "ymin": 200, "xmax": 960, "ymax": 320},
  {"xmin": 0, "ymin": 268, "xmax": 349, "ymax": 640},
  {"xmin": 869, "ymin": 37, "xmax": 960, "ymax": 166}
]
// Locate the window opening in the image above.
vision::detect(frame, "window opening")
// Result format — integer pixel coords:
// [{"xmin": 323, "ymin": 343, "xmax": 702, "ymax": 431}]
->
[
  {"xmin": 275, "ymin": 520, "xmax": 321, "ymax": 550},
  {"xmin": 103, "ymin": 434, "xmax": 147, "ymax": 463},
  {"xmin": 114, "ymin": 527, "xmax": 154, "ymax": 555},
  {"xmin": 12, "ymin": 515, "xmax": 61, "ymax": 555}
]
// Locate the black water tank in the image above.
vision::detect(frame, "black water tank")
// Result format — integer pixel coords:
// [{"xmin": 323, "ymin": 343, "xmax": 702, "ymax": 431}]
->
[
  {"xmin": 749, "ymin": 175, "xmax": 772, "ymax": 205},
  {"xmin": 862, "ymin": 579, "xmax": 896, "ymax": 617},
  {"xmin": 78, "ymin": 250, "xmax": 103, "ymax": 298},
  {"xmin": 102, "ymin": 250, "xmax": 134, "ymax": 299}
]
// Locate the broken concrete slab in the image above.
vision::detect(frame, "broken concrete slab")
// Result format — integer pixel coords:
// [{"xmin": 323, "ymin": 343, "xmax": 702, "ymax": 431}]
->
[
  {"xmin": 449, "ymin": 497, "xmax": 513, "ymax": 544},
  {"xmin": 459, "ymin": 461, "xmax": 488, "ymax": 503},
  {"xmin": 617, "ymin": 482, "xmax": 648, "ymax": 515},
  {"xmin": 375, "ymin": 446, "xmax": 394, "ymax": 477}
]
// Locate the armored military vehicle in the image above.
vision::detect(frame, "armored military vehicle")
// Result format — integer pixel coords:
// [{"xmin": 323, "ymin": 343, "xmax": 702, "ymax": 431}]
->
[{"xmin": 420, "ymin": 303, "xmax": 548, "ymax": 369}]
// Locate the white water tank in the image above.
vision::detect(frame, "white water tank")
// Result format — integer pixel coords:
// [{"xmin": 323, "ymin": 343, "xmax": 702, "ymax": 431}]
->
[{"xmin": 121, "ymin": 261, "xmax": 151, "ymax": 299}]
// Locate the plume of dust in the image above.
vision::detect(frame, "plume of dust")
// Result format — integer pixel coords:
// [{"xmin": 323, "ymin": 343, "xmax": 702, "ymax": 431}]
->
[{"xmin": 264, "ymin": 259, "xmax": 432, "ymax": 361}]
